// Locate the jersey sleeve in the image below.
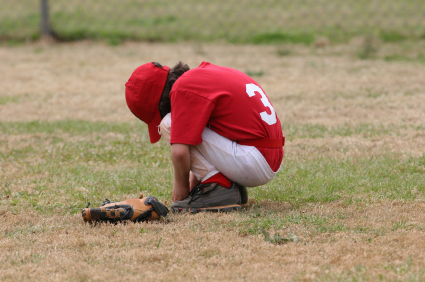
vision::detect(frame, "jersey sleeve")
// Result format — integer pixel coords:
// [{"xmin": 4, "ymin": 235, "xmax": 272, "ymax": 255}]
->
[{"xmin": 170, "ymin": 90, "xmax": 215, "ymax": 145}]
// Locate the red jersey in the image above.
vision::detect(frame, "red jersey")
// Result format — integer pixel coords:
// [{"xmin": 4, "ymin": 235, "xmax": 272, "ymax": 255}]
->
[{"xmin": 170, "ymin": 62, "xmax": 283, "ymax": 172}]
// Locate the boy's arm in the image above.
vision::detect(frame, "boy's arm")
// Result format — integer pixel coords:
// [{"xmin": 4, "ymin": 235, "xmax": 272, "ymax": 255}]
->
[{"xmin": 170, "ymin": 143, "xmax": 191, "ymax": 201}]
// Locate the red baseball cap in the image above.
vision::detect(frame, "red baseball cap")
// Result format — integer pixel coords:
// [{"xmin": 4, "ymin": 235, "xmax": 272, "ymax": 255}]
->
[{"xmin": 125, "ymin": 62, "xmax": 170, "ymax": 143}]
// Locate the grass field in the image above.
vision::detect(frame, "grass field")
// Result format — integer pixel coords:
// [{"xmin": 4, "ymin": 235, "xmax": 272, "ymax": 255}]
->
[
  {"xmin": 1, "ymin": 40, "xmax": 425, "ymax": 281},
  {"xmin": 1, "ymin": 0, "xmax": 425, "ymax": 43}
]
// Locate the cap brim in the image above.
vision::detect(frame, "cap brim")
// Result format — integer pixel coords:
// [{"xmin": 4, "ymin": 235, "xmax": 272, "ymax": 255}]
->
[{"xmin": 147, "ymin": 110, "xmax": 162, "ymax": 144}]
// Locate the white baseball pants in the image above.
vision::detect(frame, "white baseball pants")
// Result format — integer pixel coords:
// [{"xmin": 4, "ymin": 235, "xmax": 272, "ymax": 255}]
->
[{"xmin": 159, "ymin": 113, "xmax": 278, "ymax": 187}]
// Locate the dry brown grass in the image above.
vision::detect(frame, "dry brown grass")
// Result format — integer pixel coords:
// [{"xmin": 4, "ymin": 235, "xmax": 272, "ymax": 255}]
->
[
  {"xmin": 290, "ymin": 133, "xmax": 425, "ymax": 159},
  {"xmin": 1, "ymin": 41, "xmax": 424, "ymax": 126},
  {"xmin": 1, "ymin": 40, "xmax": 425, "ymax": 281},
  {"xmin": 1, "ymin": 200, "xmax": 425, "ymax": 281}
]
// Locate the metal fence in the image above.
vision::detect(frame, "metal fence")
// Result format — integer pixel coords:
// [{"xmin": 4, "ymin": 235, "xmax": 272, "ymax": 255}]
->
[{"xmin": 1, "ymin": 0, "xmax": 424, "ymax": 44}]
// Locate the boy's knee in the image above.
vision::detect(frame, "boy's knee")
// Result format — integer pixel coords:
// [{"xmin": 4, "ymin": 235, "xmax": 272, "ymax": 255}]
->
[{"xmin": 159, "ymin": 113, "xmax": 172, "ymax": 143}]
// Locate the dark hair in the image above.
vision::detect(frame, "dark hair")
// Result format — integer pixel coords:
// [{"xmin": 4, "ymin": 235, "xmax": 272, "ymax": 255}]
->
[{"xmin": 156, "ymin": 61, "xmax": 190, "ymax": 119}]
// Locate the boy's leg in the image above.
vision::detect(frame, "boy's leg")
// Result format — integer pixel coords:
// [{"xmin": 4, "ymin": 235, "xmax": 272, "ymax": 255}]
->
[
  {"xmin": 196, "ymin": 127, "xmax": 277, "ymax": 187},
  {"xmin": 159, "ymin": 114, "xmax": 220, "ymax": 183},
  {"xmin": 160, "ymin": 114, "xmax": 241, "ymax": 211},
  {"xmin": 160, "ymin": 113, "xmax": 276, "ymax": 187}
]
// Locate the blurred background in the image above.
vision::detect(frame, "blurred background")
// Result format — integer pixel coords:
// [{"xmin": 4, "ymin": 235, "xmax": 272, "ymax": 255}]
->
[{"xmin": 1, "ymin": 0, "xmax": 424, "ymax": 45}]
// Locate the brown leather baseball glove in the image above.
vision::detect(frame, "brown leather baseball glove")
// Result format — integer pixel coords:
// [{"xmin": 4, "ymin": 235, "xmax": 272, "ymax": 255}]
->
[{"xmin": 81, "ymin": 194, "xmax": 168, "ymax": 224}]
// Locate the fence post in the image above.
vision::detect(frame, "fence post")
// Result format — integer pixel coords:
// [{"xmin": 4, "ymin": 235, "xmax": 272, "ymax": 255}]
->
[{"xmin": 40, "ymin": 0, "xmax": 52, "ymax": 38}]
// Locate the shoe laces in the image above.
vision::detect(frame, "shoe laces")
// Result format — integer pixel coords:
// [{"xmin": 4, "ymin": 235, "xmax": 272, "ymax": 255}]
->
[{"xmin": 188, "ymin": 183, "xmax": 211, "ymax": 204}]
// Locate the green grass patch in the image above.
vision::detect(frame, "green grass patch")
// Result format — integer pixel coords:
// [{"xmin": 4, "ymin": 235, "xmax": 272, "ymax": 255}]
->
[
  {"xmin": 244, "ymin": 70, "xmax": 265, "ymax": 77},
  {"xmin": 384, "ymin": 53, "xmax": 425, "ymax": 64},
  {"xmin": 0, "ymin": 120, "xmax": 142, "ymax": 135},
  {"xmin": 0, "ymin": 95, "xmax": 22, "ymax": 105},
  {"xmin": 253, "ymin": 154, "xmax": 425, "ymax": 205},
  {"xmin": 281, "ymin": 123, "xmax": 412, "ymax": 139},
  {"xmin": 249, "ymin": 31, "xmax": 315, "ymax": 45},
  {"xmin": 1, "ymin": 120, "xmax": 424, "ymax": 216},
  {"xmin": 380, "ymin": 30, "xmax": 407, "ymax": 43},
  {"xmin": 0, "ymin": 13, "xmax": 40, "ymax": 41},
  {"xmin": 1, "ymin": 119, "xmax": 420, "ymax": 141},
  {"xmin": 1, "ymin": 0, "xmax": 425, "ymax": 43}
]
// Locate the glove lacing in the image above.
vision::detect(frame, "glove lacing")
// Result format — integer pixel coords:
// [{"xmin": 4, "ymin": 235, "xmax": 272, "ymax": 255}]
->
[{"xmin": 102, "ymin": 199, "xmax": 132, "ymax": 221}]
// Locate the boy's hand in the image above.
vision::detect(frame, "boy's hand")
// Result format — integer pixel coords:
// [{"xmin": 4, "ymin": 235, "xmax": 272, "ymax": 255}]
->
[{"xmin": 172, "ymin": 182, "xmax": 190, "ymax": 202}]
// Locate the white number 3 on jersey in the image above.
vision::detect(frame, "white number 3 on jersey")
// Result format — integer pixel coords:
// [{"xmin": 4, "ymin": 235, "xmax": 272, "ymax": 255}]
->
[{"xmin": 245, "ymin": 83, "xmax": 277, "ymax": 125}]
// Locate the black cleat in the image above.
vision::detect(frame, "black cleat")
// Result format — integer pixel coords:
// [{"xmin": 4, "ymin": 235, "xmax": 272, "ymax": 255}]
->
[
  {"xmin": 235, "ymin": 183, "xmax": 248, "ymax": 205},
  {"xmin": 171, "ymin": 182, "xmax": 242, "ymax": 213}
]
